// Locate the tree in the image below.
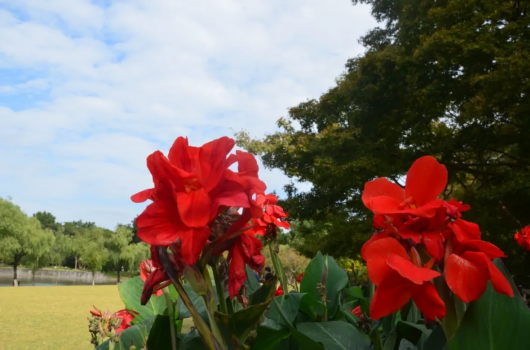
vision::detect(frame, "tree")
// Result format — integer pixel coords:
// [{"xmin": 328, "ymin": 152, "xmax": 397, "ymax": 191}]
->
[
  {"xmin": 48, "ymin": 227, "xmax": 75, "ymax": 267},
  {"xmin": 0, "ymin": 198, "xmax": 55, "ymax": 286},
  {"xmin": 263, "ymin": 245, "xmax": 310, "ymax": 291},
  {"xmin": 78, "ymin": 227, "xmax": 109, "ymax": 285},
  {"xmin": 105, "ymin": 225, "xmax": 133, "ymax": 283},
  {"xmin": 121, "ymin": 242, "xmax": 150, "ymax": 275},
  {"xmin": 33, "ymin": 211, "xmax": 59, "ymax": 232},
  {"xmin": 236, "ymin": 0, "xmax": 530, "ymax": 283}
]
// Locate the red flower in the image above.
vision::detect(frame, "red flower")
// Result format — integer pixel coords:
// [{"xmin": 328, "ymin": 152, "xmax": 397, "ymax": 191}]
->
[
  {"xmin": 445, "ymin": 239, "xmax": 514, "ymax": 302},
  {"xmin": 515, "ymin": 226, "xmax": 530, "ymax": 251},
  {"xmin": 226, "ymin": 227, "xmax": 265, "ymax": 298},
  {"xmin": 252, "ymin": 194, "xmax": 290, "ymax": 236},
  {"xmin": 296, "ymin": 272, "xmax": 304, "ymax": 283},
  {"xmin": 114, "ymin": 309, "xmax": 138, "ymax": 333},
  {"xmin": 132, "ymin": 137, "xmax": 266, "ymax": 265},
  {"xmin": 274, "ymin": 285, "xmax": 283, "ymax": 296},
  {"xmin": 140, "ymin": 260, "xmax": 165, "ymax": 297},
  {"xmin": 361, "ymin": 236, "xmax": 445, "ymax": 320},
  {"xmin": 349, "ymin": 305, "xmax": 362, "ymax": 318},
  {"xmin": 362, "ymin": 156, "xmax": 448, "ymax": 218}
]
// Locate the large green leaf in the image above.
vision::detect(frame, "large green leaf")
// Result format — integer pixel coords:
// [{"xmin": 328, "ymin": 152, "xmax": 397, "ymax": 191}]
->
[
  {"xmin": 146, "ymin": 315, "xmax": 174, "ymax": 350},
  {"xmin": 253, "ymin": 318, "xmax": 291, "ymax": 350},
  {"xmin": 179, "ymin": 329, "xmax": 207, "ymax": 350},
  {"xmin": 96, "ymin": 316, "xmax": 155, "ymax": 350},
  {"xmin": 296, "ymin": 321, "xmax": 371, "ymax": 350},
  {"xmin": 266, "ymin": 293, "xmax": 308, "ymax": 327},
  {"xmin": 447, "ymin": 259, "xmax": 530, "ymax": 349},
  {"xmin": 301, "ymin": 252, "xmax": 348, "ymax": 317},
  {"xmin": 250, "ymin": 275, "xmax": 278, "ymax": 306},
  {"xmin": 118, "ymin": 276, "xmax": 167, "ymax": 324},
  {"xmin": 177, "ymin": 283, "xmax": 208, "ymax": 321},
  {"xmin": 215, "ymin": 299, "xmax": 272, "ymax": 340},
  {"xmin": 344, "ymin": 286, "xmax": 370, "ymax": 317},
  {"xmin": 245, "ymin": 264, "xmax": 261, "ymax": 294}
]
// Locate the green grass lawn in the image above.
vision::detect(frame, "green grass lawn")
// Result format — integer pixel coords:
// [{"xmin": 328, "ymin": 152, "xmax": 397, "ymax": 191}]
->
[{"xmin": 0, "ymin": 285, "xmax": 194, "ymax": 350}]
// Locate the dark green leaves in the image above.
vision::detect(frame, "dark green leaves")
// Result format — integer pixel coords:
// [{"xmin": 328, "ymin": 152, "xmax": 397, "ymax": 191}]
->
[
  {"xmin": 146, "ymin": 315, "xmax": 174, "ymax": 350},
  {"xmin": 118, "ymin": 276, "xmax": 167, "ymax": 324},
  {"xmin": 301, "ymin": 252, "xmax": 348, "ymax": 317},
  {"xmin": 215, "ymin": 300, "xmax": 272, "ymax": 340},
  {"xmin": 297, "ymin": 321, "xmax": 371, "ymax": 350},
  {"xmin": 447, "ymin": 259, "xmax": 530, "ymax": 349}
]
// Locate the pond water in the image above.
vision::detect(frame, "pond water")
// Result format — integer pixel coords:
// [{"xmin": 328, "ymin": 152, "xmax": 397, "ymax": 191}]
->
[{"xmin": 0, "ymin": 275, "xmax": 117, "ymax": 287}]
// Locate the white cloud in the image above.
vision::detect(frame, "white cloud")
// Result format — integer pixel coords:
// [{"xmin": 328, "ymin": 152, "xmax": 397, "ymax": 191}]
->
[{"xmin": 0, "ymin": 0, "xmax": 376, "ymax": 228}]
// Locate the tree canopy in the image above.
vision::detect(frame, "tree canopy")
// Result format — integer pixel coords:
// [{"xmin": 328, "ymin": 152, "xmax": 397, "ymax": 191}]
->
[{"xmin": 236, "ymin": 0, "xmax": 530, "ymax": 283}]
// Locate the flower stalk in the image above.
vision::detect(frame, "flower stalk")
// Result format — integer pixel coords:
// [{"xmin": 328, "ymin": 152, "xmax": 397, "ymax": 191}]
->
[{"xmin": 162, "ymin": 287, "xmax": 177, "ymax": 350}]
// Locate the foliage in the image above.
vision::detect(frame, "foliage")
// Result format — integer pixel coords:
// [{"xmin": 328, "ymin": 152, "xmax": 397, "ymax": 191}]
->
[
  {"xmin": 78, "ymin": 227, "xmax": 110, "ymax": 282},
  {"xmin": 262, "ymin": 245, "xmax": 310, "ymax": 291},
  {"xmin": 235, "ymin": 0, "xmax": 530, "ymax": 285}
]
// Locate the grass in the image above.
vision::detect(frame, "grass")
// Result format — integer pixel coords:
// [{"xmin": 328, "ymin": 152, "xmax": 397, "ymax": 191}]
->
[{"xmin": 0, "ymin": 285, "xmax": 194, "ymax": 350}]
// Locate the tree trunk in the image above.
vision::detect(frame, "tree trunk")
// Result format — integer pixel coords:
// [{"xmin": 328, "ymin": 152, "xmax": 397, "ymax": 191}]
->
[
  {"xmin": 75, "ymin": 256, "xmax": 78, "ymax": 270},
  {"xmin": 117, "ymin": 267, "xmax": 121, "ymax": 284},
  {"xmin": 12, "ymin": 262, "xmax": 18, "ymax": 287},
  {"xmin": 32, "ymin": 270, "xmax": 36, "ymax": 286},
  {"xmin": 92, "ymin": 271, "xmax": 95, "ymax": 286}
]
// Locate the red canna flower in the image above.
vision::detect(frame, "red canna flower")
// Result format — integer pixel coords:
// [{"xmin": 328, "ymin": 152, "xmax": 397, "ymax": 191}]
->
[
  {"xmin": 252, "ymin": 194, "xmax": 290, "ymax": 236},
  {"xmin": 361, "ymin": 236, "xmax": 445, "ymax": 320},
  {"xmin": 274, "ymin": 285, "xmax": 283, "ymax": 296},
  {"xmin": 444, "ymin": 238, "xmax": 513, "ymax": 302},
  {"xmin": 296, "ymin": 272, "xmax": 304, "ymax": 284},
  {"xmin": 362, "ymin": 156, "xmax": 448, "ymax": 218},
  {"xmin": 140, "ymin": 259, "xmax": 165, "ymax": 297},
  {"xmin": 114, "ymin": 309, "xmax": 138, "ymax": 333},
  {"xmin": 226, "ymin": 227, "xmax": 265, "ymax": 298},
  {"xmin": 515, "ymin": 226, "xmax": 530, "ymax": 251},
  {"xmin": 349, "ymin": 305, "xmax": 362, "ymax": 318},
  {"xmin": 132, "ymin": 137, "xmax": 266, "ymax": 265}
]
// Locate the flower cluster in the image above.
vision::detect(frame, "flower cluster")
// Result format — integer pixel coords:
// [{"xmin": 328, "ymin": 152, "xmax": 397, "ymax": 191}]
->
[
  {"xmin": 89, "ymin": 306, "xmax": 138, "ymax": 334},
  {"xmin": 515, "ymin": 226, "xmax": 530, "ymax": 251},
  {"xmin": 132, "ymin": 137, "xmax": 290, "ymax": 302},
  {"xmin": 361, "ymin": 156, "xmax": 513, "ymax": 320}
]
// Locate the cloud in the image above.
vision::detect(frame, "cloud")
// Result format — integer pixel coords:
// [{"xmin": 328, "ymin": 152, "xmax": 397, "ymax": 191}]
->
[{"xmin": 0, "ymin": 0, "xmax": 376, "ymax": 228}]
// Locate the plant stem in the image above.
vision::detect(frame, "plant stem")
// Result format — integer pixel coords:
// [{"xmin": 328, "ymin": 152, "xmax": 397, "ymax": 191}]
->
[
  {"xmin": 157, "ymin": 247, "xmax": 221, "ymax": 350},
  {"xmin": 269, "ymin": 243, "xmax": 288, "ymax": 295},
  {"xmin": 435, "ymin": 277, "xmax": 459, "ymax": 339},
  {"xmin": 202, "ymin": 266, "xmax": 227, "ymax": 350},
  {"xmin": 163, "ymin": 287, "xmax": 178, "ymax": 350},
  {"xmin": 210, "ymin": 258, "xmax": 228, "ymax": 314}
]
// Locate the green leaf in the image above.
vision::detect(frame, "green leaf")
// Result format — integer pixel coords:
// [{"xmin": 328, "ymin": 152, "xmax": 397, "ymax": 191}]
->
[
  {"xmin": 398, "ymin": 339, "xmax": 417, "ymax": 350},
  {"xmin": 344, "ymin": 287, "xmax": 370, "ymax": 317},
  {"xmin": 146, "ymin": 315, "xmax": 174, "ymax": 350},
  {"xmin": 246, "ymin": 264, "xmax": 261, "ymax": 294},
  {"xmin": 96, "ymin": 316, "xmax": 155, "ymax": 350},
  {"xmin": 253, "ymin": 319, "xmax": 291, "ymax": 350},
  {"xmin": 180, "ymin": 329, "xmax": 208, "ymax": 350},
  {"xmin": 266, "ymin": 293, "xmax": 306, "ymax": 328},
  {"xmin": 250, "ymin": 275, "xmax": 278, "ymax": 306},
  {"xmin": 296, "ymin": 321, "xmax": 371, "ymax": 350},
  {"xmin": 301, "ymin": 251, "xmax": 348, "ymax": 317},
  {"xmin": 417, "ymin": 325, "xmax": 445, "ymax": 350},
  {"xmin": 177, "ymin": 283, "xmax": 208, "ymax": 321},
  {"xmin": 118, "ymin": 276, "xmax": 167, "ymax": 324},
  {"xmin": 395, "ymin": 321, "xmax": 429, "ymax": 345},
  {"xmin": 447, "ymin": 259, "xmax": 530, "ymax": 350},
  {"xmin": 215, "ymin": 299, "xmax": 272, "ymax": 340}
]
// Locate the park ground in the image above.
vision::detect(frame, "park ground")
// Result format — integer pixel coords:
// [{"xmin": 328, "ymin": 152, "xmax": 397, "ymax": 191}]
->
[{"xmin": 0, "ymin": 285, "xmax": 192, "ymax": 350}]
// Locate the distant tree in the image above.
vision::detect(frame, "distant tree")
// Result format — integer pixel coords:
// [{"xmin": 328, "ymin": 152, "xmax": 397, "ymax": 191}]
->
[
  {"xmin": 0, "ymin": 198, "xmax": 55, "ymax": 286},
  {"xmin": 33, "ymin": 211, "xmax": 59, "ymax": 232},
  {"xmin": 78, "ymin": 227, "xmax": 109, "ymax": 285},
  {"xmin": 263, "ymin": 245, "xmax": 310, "ymax": 291},
  {"xmin": 121, "ymin": 242, "xmax": 150, "ymax": 275},
  {"xmin": 48, "ymin": 227, "xmax": 74, "ymax": 267},
  {"xmin": 105, "ymin": 225, "xmax": 134, "ymax": 283}
]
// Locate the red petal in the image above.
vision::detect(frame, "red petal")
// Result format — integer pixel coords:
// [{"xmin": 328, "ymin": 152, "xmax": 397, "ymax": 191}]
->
[
  {"xmin": 386, "ymin": 254, "xmax": 440, "ymax": 284},
  {"xmin": 136, "ymin": 201, "xmax": 181, "ymax": 246},
  {"xmin": 445, "ymin": 252, "xmax": 489, "ymax": 302},
  {"xmin": 197, "ymin": 137, "xmax": 235, "ymax": 191},
  {"xmin": 131, "ymin": 189, "xmax": 154, "ymax": 203},
  {"xmin": 362, "ymin": 177, "xmax": 405, "ymax": 210},
  {"xmin": 422, "ymin": 232, "xmax": 445, "ymax": 262},
  {"xmin": 411, "ymin": 281, "xmax": 446, "ymax": 320},
  {"xmin": 178, "ymin": 226, "xmax": 211, "ymax": 265},
  {"xmin": 370, "ymin": 273, "xmax": 411, "ymax": 320},
  {"xmin": 236, "ymin": 150, "xmax": 260, "ymax": 177},
  {"xmin": 141, "ymin": 269, "xmax": 168, "ymax": 305},
  {"xmin": 362, "ymin": 237, "xmax": 409, "ymax": 285},
  {"xmin": 405, "ymin": 156, "xmax": 448, "ymax": 206},
  {"xmin": 228, "ymin": 238, "xmax": 247, "ymax": 298},
  {"xmin": 168, "ymin": 137, "xmax": 192, "ymax": 171},
  {"xmin": 451, "ymin": 219, "xmax": 481, "ymax": 242},
  {"xmin": 457, "ymin": 240, "xmax": 506, "ymax": 259},
  {"xmin": 368, "ymin": 196, "xmax": 401, "ymax": 214},
  {"xmin": 470, "ymin": 253, "xmax": 514, "ymax": 297},
  {"xmin": 176, "ymin": 189, "xmax": 212, "ymax": 227}
]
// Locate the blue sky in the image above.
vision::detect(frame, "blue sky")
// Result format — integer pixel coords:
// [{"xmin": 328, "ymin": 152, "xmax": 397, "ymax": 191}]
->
[{"xmin": 0, "ymin": 0, "xmax": 375, "ymax": 229}]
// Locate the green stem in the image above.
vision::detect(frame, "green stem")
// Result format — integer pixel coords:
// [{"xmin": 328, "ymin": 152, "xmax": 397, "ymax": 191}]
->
[
  {"xmin": 163, "ymin": 287, "xmax": 178, "ymax": 350},
  {"xmin": 202, "ymin": 266, "xmax": 227, "ymax": 349},
  {"xmin": 210, "ymin": 258, "xmax": 228, "ymax": 314},
  {"xmin": 269, "ymin": 243, "xmax": 288, "ymax": 295},
  {"xmin": 436, "ymin": 278, "xmax": 459, "ymax": 340}
]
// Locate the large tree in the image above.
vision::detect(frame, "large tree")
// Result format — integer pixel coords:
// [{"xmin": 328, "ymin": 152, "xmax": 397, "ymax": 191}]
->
[
  {"xmin": 0, "ymin": 198, "xmax": 55, "ymax": 286},
  {"xmin": 78, "ymin": 227, "xmax": 109, "ymax": 285},
  {"xmin": 236, "ymin": 0, "xmax": 530, "ymax": 283},
  {"xmin": 105, "ymin": 225, "xmax": 134, "ymax": 283}
]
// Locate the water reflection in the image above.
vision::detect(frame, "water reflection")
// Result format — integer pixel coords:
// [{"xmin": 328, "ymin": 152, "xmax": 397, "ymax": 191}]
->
[{"xmin": 0, "ymin": 275, "xmax": 116, "ymax": 287}]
